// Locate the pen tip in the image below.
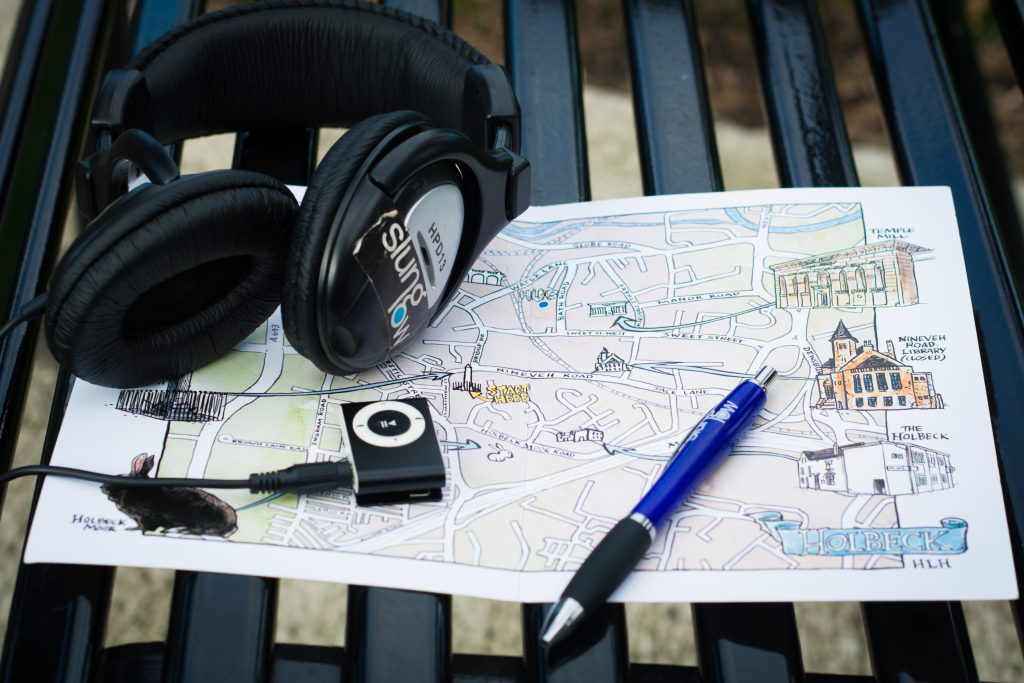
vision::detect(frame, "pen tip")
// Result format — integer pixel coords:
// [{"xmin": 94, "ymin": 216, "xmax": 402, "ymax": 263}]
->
[{"xmin": 540, "ymin": 597, "xmax": 585, "ymax": 647}]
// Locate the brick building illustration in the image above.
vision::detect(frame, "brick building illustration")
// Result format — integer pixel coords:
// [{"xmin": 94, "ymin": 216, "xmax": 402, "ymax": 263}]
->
[
  {"xmin": 771, "ymin": 240, "xmax": 929, "ymax": 309},
  {"xmin": 816, "ymin": 320, "xmax": 942, "ymax": 410}
]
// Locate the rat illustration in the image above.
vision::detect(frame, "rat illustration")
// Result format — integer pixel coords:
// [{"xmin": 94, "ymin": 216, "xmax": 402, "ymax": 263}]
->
[{"xmin": 102, "ymin": 453, "xmax": 238, "ymax": 537}]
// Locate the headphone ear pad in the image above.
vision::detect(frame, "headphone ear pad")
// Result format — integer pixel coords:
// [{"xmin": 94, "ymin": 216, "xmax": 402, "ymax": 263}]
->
[
  {"xmin": 282, "ymin": 110, "xmax": 429, "ymax": 369},
  {"xmin": 46, "ymin": 170, "xmax": 298, "ymax": 387}
]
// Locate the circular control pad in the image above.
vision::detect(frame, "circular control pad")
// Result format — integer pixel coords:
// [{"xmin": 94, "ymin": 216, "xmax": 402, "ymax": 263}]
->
[{"xmin": 351, "ymin": 400, "xmax": 426, "ymax": 448}]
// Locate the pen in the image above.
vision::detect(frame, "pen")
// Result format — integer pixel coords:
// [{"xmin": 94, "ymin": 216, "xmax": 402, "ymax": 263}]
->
[{"xmin": 540, "ymin": 365, "xmax": 778, "ymax": 646}]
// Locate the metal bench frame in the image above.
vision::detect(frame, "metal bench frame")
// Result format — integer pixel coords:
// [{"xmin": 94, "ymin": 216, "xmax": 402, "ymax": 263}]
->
[{"xmin": 0, "ymin": 1, "xmax": 1022, "ymax": 681}]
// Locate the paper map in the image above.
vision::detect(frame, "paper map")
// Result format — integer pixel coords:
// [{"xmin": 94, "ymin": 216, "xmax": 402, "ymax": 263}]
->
[{"xmin": 26, "ymin": 187, "xmax": 1017, "ymax": 602}]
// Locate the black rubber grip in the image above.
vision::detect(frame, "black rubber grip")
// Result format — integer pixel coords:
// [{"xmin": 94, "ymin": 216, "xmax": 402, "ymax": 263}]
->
[{"xmin": 563, "ymin": 517, "xmax": 652, "ymax": 611}]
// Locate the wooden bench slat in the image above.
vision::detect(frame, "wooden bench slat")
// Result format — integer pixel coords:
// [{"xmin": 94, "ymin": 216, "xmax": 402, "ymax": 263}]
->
[
  {"xmin": 623, "ymin": 0, "xmax": 721, "ymax": 194},
  {"xmin": 346, "ymin": 586, "xmax": 452, "ymax": 683},
  {"xmin": 504, "ymin": 0, "xmax": 590, "ymax": 204}
]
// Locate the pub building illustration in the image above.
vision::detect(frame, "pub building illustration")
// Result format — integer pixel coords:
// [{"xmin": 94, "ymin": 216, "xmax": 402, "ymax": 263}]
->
[
  {"xmin": 798, "ymin": 441, "xmax": 954, "ymax": 496},
  {"xmin": 816, "ymin": 320, "xmax": 942, "ymax": 411},
  {"xmin": 770, "ymin": 240, "xmax": 929, "ymax": 309}
]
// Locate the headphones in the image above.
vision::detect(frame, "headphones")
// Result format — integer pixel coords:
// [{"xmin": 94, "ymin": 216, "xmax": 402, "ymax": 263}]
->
[{"xmin": 42, "ymin": 0, "xmax": 530, "ymax": 388}]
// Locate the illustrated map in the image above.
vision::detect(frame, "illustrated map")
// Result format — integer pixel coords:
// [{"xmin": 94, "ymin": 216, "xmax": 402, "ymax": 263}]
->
[{"xmin": 26, "ymin": 188, "xmax": 1016, "ymax": 602}]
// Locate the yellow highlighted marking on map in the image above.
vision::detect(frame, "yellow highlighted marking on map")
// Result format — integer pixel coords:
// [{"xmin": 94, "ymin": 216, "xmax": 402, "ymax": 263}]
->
[{"xmin": 470, "ymin": 384, "xmax": 531, "ymax": 403}]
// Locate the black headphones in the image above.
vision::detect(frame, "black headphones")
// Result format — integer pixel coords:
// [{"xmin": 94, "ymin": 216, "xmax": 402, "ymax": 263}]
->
[{"xmin": 41, "ymin": 0, "xmax": 529, "ymax": 388}]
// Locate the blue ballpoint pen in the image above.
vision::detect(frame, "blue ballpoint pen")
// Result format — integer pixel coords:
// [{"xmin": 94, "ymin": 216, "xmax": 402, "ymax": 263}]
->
[{"xmin": 540, "ymin": 365, "xmax": 778, "ymax": 646}]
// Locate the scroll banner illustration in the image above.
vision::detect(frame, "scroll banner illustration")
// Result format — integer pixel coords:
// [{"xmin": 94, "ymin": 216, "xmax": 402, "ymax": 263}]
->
[{"xmin": 752, "ymin": 512, "xmax": 968, "ymax": 556}]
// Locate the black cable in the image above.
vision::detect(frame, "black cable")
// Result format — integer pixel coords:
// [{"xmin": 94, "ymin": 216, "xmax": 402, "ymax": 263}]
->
[
  {"xmin": 0, "ymin": 461, "xmax": 353, "ymax": 496},
  {"xmin": 0, "ymin": 292, "xmax": 48, "ymax": 340}
]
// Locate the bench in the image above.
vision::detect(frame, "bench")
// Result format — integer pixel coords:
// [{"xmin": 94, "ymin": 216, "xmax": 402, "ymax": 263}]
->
[{"xmin": 0, "ymin": 0, "xmax": 1022, "ymax": 681}]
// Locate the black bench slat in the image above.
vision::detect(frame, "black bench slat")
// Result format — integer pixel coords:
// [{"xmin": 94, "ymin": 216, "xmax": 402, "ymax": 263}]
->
[
  {"xmin": 453, "ymin": 653, "xmax": 524, "ymax": 682},
  {"xmin": 747, "ymin": 0, "xmax": 858, "ymax": 187},
  {"xmin": 271, "ymin": 644, "xmax": 346, "ymax": 683},
  {"xmin": 505, "ymin": 0, "xmax": 629, "ymax": 676},
  {"xmin": 1, "ymin": 371, "xmax": 115, "ymax": 683},
  {"xmin": 0, "ymin": 0, "xmax": 52, "ymax": 210},
  {"xmin": 929, "ymin": 0, "xmax": 1024, "ymax": 282},
  {"xmin": 623, "ymin": 0, "xmax": 721, "ymax": 195},
  {"xmin": 857, "ymin": 0, "xmax": 1024, "ymax": 662},
  {"xmin": 0, "ymin": 0, "xmax": 114, "ymax": 494},
  {"xmin": 505, "ymin": 0, "xmax": 590, "ymax": 204},
  {"xmin": 0, "ymin": 0, "xmax": 121, "ymax": 675},
  {"xmin": 629, "ymin": 663, "xmax": 701, "ymax": 683},
  {"xmin": 127, "ymin": 0, "xmax": 203, "ymax": 57},
  {"xmin": 382, "ymin": 0, "xmax": 447, "ymax": 26},
  {"xmin": 1, "ymin": 563, "xmax": 113, "ymax": 682},
  {"xmin": 522, "ymin": 603, "xmax": 629, "ymax": 682},
  {"xmin": 345, "ymin": 586, "xmax": 451, "ymax": 683},
  {"xmin": 99, "ymin": 643, "xmax": 164, "ymax": 683},
  {"xmin": 693, "ymin": 603, "xmax": 803, "ymax": 683},
  {"xmin": 344, "ymin": 0, "xmax": 458, "ymax": 677},
  {"xmin": 163, "ymin": 572, "xmax": 279, "ymax": 683},
  {"xmin": 340, "ymin": 6, "xmax": 454, "ymax": 681},
  {"xmin": 861, "ymin": 602, "xmax": 978, "ymax": 683},
  {"xmin": 623, "ymin": 1, "xmax": 806, "ymax": 678},
  {"xmin": 749, "ymin": 2, "xmax": 987, "ymax": 680},
  {"xmin": 0, "ymin": 0, "xmax": 52, "ymax": 502}
]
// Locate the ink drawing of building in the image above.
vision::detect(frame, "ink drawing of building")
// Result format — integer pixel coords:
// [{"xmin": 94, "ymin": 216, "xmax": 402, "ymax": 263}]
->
[
  {"xmin": 816, "ymin": 320, "xmax": 942, "ymax": 410},
  {"xmin": 771, "ymin": 240, "xmax": 929, "ymax": 309},
  {"xmin": 588, "ymin": 301, "xmax": 628, "ymax": 317},
  {"xmin": 116, "ymin": 375, "xmax": 225, "ymax": 422},
  {"xmin": 556, "ymin": 428, "xmax": 604, "ymax": 443},
  {"xmin": 798, "ymin": 441, "xmax": 954, "ymax": 495},
  {"xmin": 594, "ymin": 348, "xmax": 628, "ymax": 373},
  {"xmin": 465, "ymin": 268, "xmax": 507, "ymax": 287}
]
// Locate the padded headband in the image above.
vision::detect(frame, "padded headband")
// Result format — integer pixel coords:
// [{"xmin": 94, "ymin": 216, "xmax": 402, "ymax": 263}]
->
[{"xmin": 124, "ymin": 0, "xmax": 490, "ymax": 144}]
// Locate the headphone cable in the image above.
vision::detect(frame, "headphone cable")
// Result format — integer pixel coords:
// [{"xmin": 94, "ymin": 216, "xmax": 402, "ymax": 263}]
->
[
  {"xmin": 0, "ymin": 460, "xmax": 354, "ymax": 496},
  {"xmin": 0, "ymin": 293, "xmax": 48, "ymax": 340}
]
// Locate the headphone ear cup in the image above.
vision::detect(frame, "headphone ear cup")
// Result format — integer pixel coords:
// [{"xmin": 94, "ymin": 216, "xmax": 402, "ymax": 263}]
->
[
  {"xmin": 46, "ymin": 170, "xmax": 298, "ymax": 387},
  {"xmin": 282, "ymin": 110, "xmax": 430, "ymax": 369}
]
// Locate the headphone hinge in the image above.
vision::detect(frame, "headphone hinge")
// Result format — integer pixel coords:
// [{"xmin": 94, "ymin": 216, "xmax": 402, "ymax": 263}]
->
[
  {"xmin": 463, "ymin": 64, "xmax": 522, "ymax": 154},
  {"xmin": 75, "ymin": 129, "xmax": 180, "ymax": 220},
  {"xmin": 89, "ymin": 69, "xmax": 152, "ymax": 152}
]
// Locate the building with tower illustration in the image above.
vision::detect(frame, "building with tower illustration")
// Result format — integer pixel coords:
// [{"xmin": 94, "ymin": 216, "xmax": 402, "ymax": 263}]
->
[
  {"xmin": 594, "ymin": 348, "xmax": 628, "ymax": 373},
  {"xmin": 771, "ymin": 240, "xmax": 929, "ymax": 309},
  {"xmin": 816, "ymin": 320, "xmax": 942, "ymax": 410}
]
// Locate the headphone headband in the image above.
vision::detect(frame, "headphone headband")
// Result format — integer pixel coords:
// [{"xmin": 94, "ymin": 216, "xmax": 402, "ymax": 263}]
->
[{"xmin": 103, "ymin": 1, "xmax": 493, "ymax": 146}]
